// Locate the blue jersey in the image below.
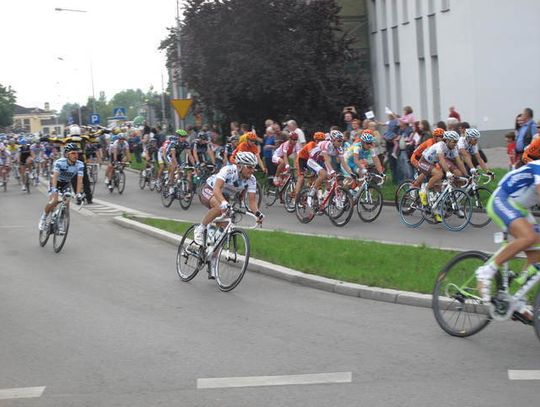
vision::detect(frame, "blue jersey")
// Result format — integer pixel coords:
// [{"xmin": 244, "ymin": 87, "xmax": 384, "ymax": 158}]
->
[
  {"xmin": 53, "ymin": 157, "xmax": 85, "ymax": 183},
  {"xmin": 498, "ymin": 161, "xmax": 540, "ymax": 209}
]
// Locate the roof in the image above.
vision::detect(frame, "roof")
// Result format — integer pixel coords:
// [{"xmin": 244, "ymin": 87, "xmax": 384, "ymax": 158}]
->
[{"xmin": 14, "ymin": 104, "xmax": 48, "ymax": 115}]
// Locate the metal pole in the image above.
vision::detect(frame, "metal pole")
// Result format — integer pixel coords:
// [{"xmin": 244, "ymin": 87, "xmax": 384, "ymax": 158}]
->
[
  {"xmin": 90, "ymin": 60, "xmax": 96, "ymax": 113},
  {"xmin": 161, "ymin": 71, "xmax": 167, "ymax": 129},
  {"xmin": 176, "ymin": 0, "xmax": 185, "ymax": 130}
]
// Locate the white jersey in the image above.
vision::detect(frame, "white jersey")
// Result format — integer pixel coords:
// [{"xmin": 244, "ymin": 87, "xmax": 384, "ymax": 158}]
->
[
  {"xmin": 422, "ymin": 141, "xmax": 459, "ymax": 164},
  {"xmin": 457, "ymin": 137, "xmax": 479, "ymax": 155},
  {"xmin": 206, "ymin": 164, "xmax": 257, "ymax": 196}
]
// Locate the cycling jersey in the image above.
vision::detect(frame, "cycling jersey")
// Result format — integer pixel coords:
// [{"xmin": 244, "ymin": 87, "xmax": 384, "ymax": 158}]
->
[
  {"xmin": 110, "ymin": 140, "xmax": 129, "ymax": 155},
  {"xmin": 230, "ymin": 141, "xmax": 259, "ymax": 164},
  {"xmin": 421, "ymin": 141, "xmax": 458, "ymax": 164},
  {"xmin": 206, "ymin": 164, "xmax": 257, "ymax": 196},
  {"xmin": 457, "ymin": 137, "xmax": 479, "ymax": 155},
  {"xmin": 309, "ymin": 140, "xmax": 342, "ymax": 161},
  {"xmin": 343, "ymin": 142, "xmax": 375, "ymax": 171},
  {"xmin": 166, "ymin": 140, "xmax": 191, "ymax": 157},
  {"xmin": 497, "ymin": 161, "xmax": 540, "ymax": 209},
  {"xmin": 0, "ymin": 150, "xmax": 11, "ymax": 166},
  {"xmin": 522, "ymin": 138, "xmax": 540, "ymax": 164},
  {"xmin": 297, "ymin": 141, "xmax": 318, "ymax": 160},
  {"xmin": 53, "ymin": 157, "xmax": 84, "ymax": 183}
]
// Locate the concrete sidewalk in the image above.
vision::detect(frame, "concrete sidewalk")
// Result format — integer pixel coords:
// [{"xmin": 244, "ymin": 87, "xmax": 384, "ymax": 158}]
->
[{"xmin": 483, "ymin": 146, "xmax": 509, "ymax": 170}]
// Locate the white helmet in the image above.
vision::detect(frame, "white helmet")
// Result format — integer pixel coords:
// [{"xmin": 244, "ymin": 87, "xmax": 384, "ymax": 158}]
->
[
  {"xmin": 235, "ymin": 151, "xmax": 258, "ymax": 167},
  {"xmin": 465, "ymin": 128, "xmax": 481, "ymax": 139},
  {"xmin": 443, "ymin": 130, "xmax": 460, "ymax": 141},
  {"xmin": 69, "ymin": 125, "xmax": 81, "ymax": 136}
]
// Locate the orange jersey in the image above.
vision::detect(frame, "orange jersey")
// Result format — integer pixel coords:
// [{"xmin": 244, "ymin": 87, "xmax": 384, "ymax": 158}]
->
[
  {"xmin": 410, "ymin": 138, "xmax": 435, "ymax": 167},
  {"xmin": 229, "ymin": 141, "xmax": 259, "ymax": 163},
  {"xmin": 297, "ymin": 141, "xmax": 317, "ymax": 160},
  {"xmin": 522, "ymin": 138, "xmax": 540, "ymax": 164}
]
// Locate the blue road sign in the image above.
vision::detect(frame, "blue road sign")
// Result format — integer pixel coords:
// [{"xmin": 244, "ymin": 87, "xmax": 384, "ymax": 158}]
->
[
  {"xmin": 113, "ymin": 107, "xmax": 127, "ymax": 119},
  {"xmin": 90, "ymin": 113, "xmax": 100, "ymax": 124},
  {"xmin": 68, "ymin": 116, "xmax": 74, "ymax": 125}
]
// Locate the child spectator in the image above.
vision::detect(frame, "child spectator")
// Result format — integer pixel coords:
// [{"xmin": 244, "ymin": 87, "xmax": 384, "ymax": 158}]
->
[{"xmin": 505, "ymin": 132, "xmax": 517, "ymax": 170}]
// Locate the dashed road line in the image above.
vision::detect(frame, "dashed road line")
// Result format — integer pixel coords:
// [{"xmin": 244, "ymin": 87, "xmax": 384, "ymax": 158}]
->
[
  {"xmin": 0, "ymin": 386, "xmax": 45, "ymax": 400},
  {"xmin": 197, "ymin": 372, "xmax": 352, "ymax": 389},
  {"xmin": 508, "ymin": 370, "xmax": 540, "ymax": 380}
]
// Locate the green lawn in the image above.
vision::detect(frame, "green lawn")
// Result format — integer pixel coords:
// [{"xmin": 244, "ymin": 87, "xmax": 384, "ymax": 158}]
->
[{"xmin": 133, "ymin": 216, "xmax": 460, "ymax": 294}]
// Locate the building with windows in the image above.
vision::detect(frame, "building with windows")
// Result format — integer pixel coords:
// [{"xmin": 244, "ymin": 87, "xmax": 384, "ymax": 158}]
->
[
  {"xmin": 12, "ymin": 104, "xmax": 63, "ymax": 136},
  {"xmin": 367, "ymin": 0, "xmax": 540, "ymax": 146}
]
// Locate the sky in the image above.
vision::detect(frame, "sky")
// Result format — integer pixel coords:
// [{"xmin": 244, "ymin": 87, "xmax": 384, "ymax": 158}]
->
[{"xmin": 0, "ymin": 0, "xmax": 182, "ymax": 111}]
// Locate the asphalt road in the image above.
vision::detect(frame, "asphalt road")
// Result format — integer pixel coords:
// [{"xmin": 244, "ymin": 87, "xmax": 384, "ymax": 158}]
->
[{"xmin": 0, "ymin": 173, "xmax": 539, "ymax": 406}]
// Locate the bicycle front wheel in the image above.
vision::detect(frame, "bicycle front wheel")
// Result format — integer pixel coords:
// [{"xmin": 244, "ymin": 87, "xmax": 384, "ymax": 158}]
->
[
  {"xmin": 263, "ymin": 183, "xmax": 278, "ymax": 207},
  {"xmin": 534, "ymin": 287, "xmax": 540, "ymax": 342},
  {"xmin": 38, "ymin": 213, "xmax": 52, "ymax": 247},
  {"xmin": 139, "ymin": 170, "xmax": 147, "ymax": 189},
  {"xmin": 176, "ymin": 224, "xmax": 205, "ymax": 281},
  {"xmin": 398, "ymin": 188, "xmax": 424, "ymax": 228},
  {"xmin": 283, "ymin": 181, "xmax": 296, "ymax": 213},
  {"xmin": 394, "ymin": 179, "xmax": 413, "ymax": 212},
  {"xmin": 432, "ymin": 251, "xmax": 491, "ymax": 337},
  {"xmin": 357, "ymin": 185, "xmax": 383, "ymax": 222},
  {"xmin": 178, "ymin": 179, "xmax": 194, "ymax": 210},
  {"xmin": 53, "ymin": 206, "xmax": 70, "ymax": 253},
  {"xmin": 441, "ymin": 188, "xmax": 472, "ymax": 232},
  {"xmin": 214, "ymin": 230, "xmax": 250, "ymax": 292},
  {"xmin": 117, "ymin": 171, "xmax": 126, "ymax": 194},
  {"xmin": 295, "ymin": 188, "xmax": 316, "ymax": 224},
  {"xmin": 469, "ymin": 186, "xmax": 492, "ymax": 228},
  {"xmin": 327, "ymin": 189, "xmax": 354, "ymax": 227}
]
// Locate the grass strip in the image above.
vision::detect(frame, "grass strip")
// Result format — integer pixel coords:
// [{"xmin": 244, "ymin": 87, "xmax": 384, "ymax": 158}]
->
[{"xmin": 133, "ymin": 216, "xmax": 459, "ymax": 294}]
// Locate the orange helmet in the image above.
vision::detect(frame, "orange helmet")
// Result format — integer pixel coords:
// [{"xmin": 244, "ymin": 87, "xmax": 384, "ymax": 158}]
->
[
  {"xmin": 245, "ymin": 132, "xmax": 257, "ymax": 141},
  {"xmin": 313, "ymin": 132, "xmax": 326, "ymax": 141},
  {"xmin": 432, "ymin": 128, "xmax": 444, "ymax": 137}
]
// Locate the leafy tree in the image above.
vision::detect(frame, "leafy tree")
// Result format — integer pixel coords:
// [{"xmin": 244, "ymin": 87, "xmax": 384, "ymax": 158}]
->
[
  {"xmin": 0, "ymin": 84, "xmax": 17, "ymax": 128},
  {"xmin": 172, "ymin": 0, "xmax": 369, "ymax": 130}
]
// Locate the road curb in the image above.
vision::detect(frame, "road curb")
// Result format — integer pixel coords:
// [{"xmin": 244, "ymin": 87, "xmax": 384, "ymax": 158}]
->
[{"xmin": 112, "ymin": 216, "xmax": 434, "ymax": 309}]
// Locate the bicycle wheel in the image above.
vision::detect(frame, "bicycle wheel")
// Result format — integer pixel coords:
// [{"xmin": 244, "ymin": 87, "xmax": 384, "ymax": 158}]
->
[
  {"xmin": 139, "ymin": 169, "xmax": 147, "ymax": 190},
  {"xmin": 176, "ymin": 224, "xmax": 205, "ymax": 281},
  {"xmin": 178, "ymin": 179, "xmax": 194, "ymax": 210},
  {"xmin": 534, "ymin": 288, "xmax": 540, "ymax": 342},
  {"xmin": 441, "ymin": 188, "xmax": 472, "ymax": 232},
  {"xmin": 469, "ymin": 186, "xmax": 492, "ymax": 228},
  {"xmin": 295, "ymin": 188, "xmax": 316, "ymax": 224},
  {"xmin": 38, "ymin": 213, "xmax": 52, "ymax": 247},
  {"xmin": 398, "ymin": 188, "xmax": 424, "ymax": 228},
  {"xmin": 357, "ymin": 185, "xmax": 383, "ymax": 222},
  {"xmin": 53, "ymin": 206, "xmax": 70, "ymax": 253},
  {"xmin": 394, "ymin": 179, "xmax": 413, "ymax": 212},
  {"xmin": 25, "ymin": 172, "xmax": 30, "ymax": 193},
  {"xmin": 263, "ymin": 183, "xmax": 278, "ymax": 207},
  {"xmin": 117, "ymin": 171, "xmax": 126, "ymax": 194},
  {"xmin": 161, "ymin": 186, "xmax": 174, "ymax": 208},
  {"xmin": 432, "ymin": 251, "xmax": 491, "ymax": 337},
  {"xmin": 283, "ymin": 181, "xmax": 297, "ymax": 213},
  {"xmin": 214, "ymin": 229, "xmax": 250, "ymax": 292},
  {"xmin": 327, "ymin": 189, "xmax": 354, "ymax": 227},
  {"xmin": 149, "ymin": 168, "xmax": 157, "ymax": 191}
]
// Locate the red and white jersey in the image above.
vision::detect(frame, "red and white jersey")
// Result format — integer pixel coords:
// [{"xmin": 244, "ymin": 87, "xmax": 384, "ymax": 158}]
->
[
  {"xmin": 272, "ymin": 140, "xmax": 301, "ymax": 159},
  {"xmin": 422, "ymin": 141, "xmax": 459, "ymax": 164},
  {"xmin": 309, "ymin": 140, "xmax": 342, "ymax": 161}
]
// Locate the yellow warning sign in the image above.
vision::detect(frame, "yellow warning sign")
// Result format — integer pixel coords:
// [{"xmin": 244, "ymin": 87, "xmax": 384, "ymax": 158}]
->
[{"xmin": 171, "ymin": 99, "xmax": 193, "ymax": 119}]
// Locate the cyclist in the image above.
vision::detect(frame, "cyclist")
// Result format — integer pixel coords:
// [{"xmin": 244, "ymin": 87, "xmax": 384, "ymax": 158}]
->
[
  {"xmin": 30, "ymin": 138, "xmax": 44, "ymax": 184},
  {"xmin": 165, "ymin": 130, "xmax": 194, "ymax": 195},
  {"xmin": 306, "ymin": 130, "xmax": 356, "ymax": 199},
  {"xmin": 18, "ymin": 137, "xmax": 35, "ymax": 192},
  {"xmin": 105, "ymin": 134, "xmax": 131, "ymax": 189},
  {"xmin": 272, "ymin": 132, "xmax": 301, "ymax": 186},
  {"xmin": 521, "ymin": 135, "xmax": 540, "ymax": 164},
  {"xmin": 293, "ymin": 131, "xmax": 327, "ymax": 201},
  {"xmin": 195, "ymin": 151, "xmax": 264, "ymax": 246},
  {"xmin": 417, "ymin": 130, "xmax": 468, "ymax": 214},
  {"xmin": 192, "ymin": 131, "xmax": 216, "ymax": 168},
  {"xmin": 475, "ymin": 160, "xmax": 540, "ymax": 320},
  {"xmin": 458, "ymin": 128, "xmax": 489, "ymax": 173},
  {"xmin": 0, "ymin": 143, "xmax": 12, "ymax": 187},
  {"xmin": 410, "ymin": 127, "xmax": 444, "ymax": 204},
  {"xmin": 343, "ymin": 131, "xmax": 384, "ymax": 177},
  {"xmin": 230, "ymin": 132, "xmax": 266, "ymax": 173},
  {"xmin": 38, "ymin": 143, "xmax": 84, "ymax": 231}
]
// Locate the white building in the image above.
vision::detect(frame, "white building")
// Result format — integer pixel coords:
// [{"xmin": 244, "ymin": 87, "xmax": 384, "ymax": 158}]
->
[{"xmin": 367, "ymin": 0, "xmax": 540, "ymax": 147}]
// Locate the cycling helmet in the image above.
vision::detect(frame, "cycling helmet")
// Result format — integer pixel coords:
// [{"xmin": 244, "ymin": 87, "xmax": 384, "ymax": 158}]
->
[
  {"xmin": 0, "ymin": 143, "xmax": 5, "ymax": 150},
  {"xmin": 443, "ymin": 130, "xmax": 460, "ymax": 141},
  {"xmin": 360, "ymin": 133, "xmax": 375, "ymax": 144},
  {"xmin": 313, "ymin": 132, "xmax": 326, "ymax": 141},
  {"xmin": 64, "ymin": 143, "xmax": 79, "ymax": 154},
  {"xmin": 362, "ymin": 129, "xmax": 373, "ymax": 135},
  {"xmin": 432, "ymin": 128, "xmax": 445, "ymax": 138},
  {"xmin": 465, "ymin": 128, "xmax": 481, "ymax": 139},
  {"xmin": 18, "ymin": 138, "xmax": 27, "ymax": 145},
  {"xmin": 69, "ymin": 125, "xmax": 81, "ymax": 136},
  {"xmin": 111, "ymin": 135, "xmax": 119, "ymax": 142},
  {"xmin": 289, "ymin": 131, "xmax": 299, "ymax": 141},
  {"xmin": 176, "ymin": 129, "xmax": 188, "ymax": 137},
  {"xmin": 245, "ymin": 132, "xmax": 257, "ymax": 141},
  {"xmin": 330, "ymin": 130, "xmax": 344, "ymax": 141},
  {"xmin": 235, "ymin": 151, "xmax": 258, "ymax": 167}
]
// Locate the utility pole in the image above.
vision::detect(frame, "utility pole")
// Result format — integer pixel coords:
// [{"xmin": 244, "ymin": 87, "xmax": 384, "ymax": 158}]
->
[{"xmin": 176, "ymin": 0, "xmax": 185, "ymax": 130}]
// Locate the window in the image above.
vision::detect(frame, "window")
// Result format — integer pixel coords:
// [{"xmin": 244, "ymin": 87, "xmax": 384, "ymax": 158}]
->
[
  {"xmin": 402, "ymin": 0, "xmax": 409, "ymax": 24},
  {"xmin": 381, "ymin": 0, "xmax": 388, "ymax": 29},
  {"xmin": 370, "ymin": 0, "xmax": 378, "ymax": 33},
  {"xmin": 416, "ymin": 18, "xmax": 424, "ymax": 59},
  {"xmin": 382, "ymin": 29, "xmax": 389, "ymax": 65},
  {"xmin": 428, "ymin": 14, "xmax": 438, "ymax": 56},
  {"xmin": 392, "ymin": 26, "xmax": 400, "ymax": 63},
  {"xmin": 415, "ymin": 0, "xmax": 422, "ymax": 18},
  {"xmin": 391, "ymin": 0, "xmax": 398, "ymax": 26},
  {"xmin": 441, "ymin": 0, "xmax": 450, "ymax": 12},
  {"xmin": 427, "ymin": 0, "xmax": 435, "ymax": 15}
]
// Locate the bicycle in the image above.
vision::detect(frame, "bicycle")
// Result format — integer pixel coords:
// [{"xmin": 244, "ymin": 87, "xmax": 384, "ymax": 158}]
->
[
  {"xmin": 399, "ymin": 176, "xmax": 473, "ymax": 232},
  {"xmin": 295, "ymin": 173, "xmax": 355, "ymax": 227},
  {"xmin": 432, "ymin": 232, "xmax": 540, "ymax": 341},
  {"xmin": 464, "ymin": 171, "xmax": 495, "ymax": 228},
  {"xmin": 161, "ymin": 165, "xmax": 195, "ymax": 209},
  {"xmin": 264, "ymin": 166, "xmax": 297, "ymax": 213},
  {"xmin": 39, "ymin": 189, "xmax": 81, "ymax": 253},
  {"xmin": 138, "ymin": 161, "xmax": 156, "ymax": 191},
  {"xmin": 87, "ymin": 162, "xmax": 99, "ymax": 195},
  {"xmin": 109, "ymin": 161, "xmax": 127, "ymax": 194},
  {"xmin": 176, "ymin": 207, "xmax": 260, "ymax": 292},
  {"xmin": 349, "ymin": 172, "xmax": 385, "ymax": 222}
]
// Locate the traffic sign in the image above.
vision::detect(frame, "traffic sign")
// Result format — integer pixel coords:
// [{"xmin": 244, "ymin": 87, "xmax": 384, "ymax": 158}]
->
[
  {"xmin": 171, "ymin": 99, "xmax": 192, "ymax": 120},
  {"xmin": 90, "ymin": 113, "xmax": 100, "ymax": 124},
  {"xmin": 113, "ymin": 107, "xmax": 127, "ymax": 119}
]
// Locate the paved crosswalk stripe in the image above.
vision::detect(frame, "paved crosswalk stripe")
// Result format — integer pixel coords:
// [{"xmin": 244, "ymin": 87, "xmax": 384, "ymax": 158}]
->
[
  {"xmin": 0, "ymin": 386, "xmax": 45, "ymax": 400},
  {"xmin": 197, "ymin": 372, "xmax": 352, "ymax": 389},
  {"xmin": 508, "ymin": 370, "xmax": 540, "ymax": 380}
]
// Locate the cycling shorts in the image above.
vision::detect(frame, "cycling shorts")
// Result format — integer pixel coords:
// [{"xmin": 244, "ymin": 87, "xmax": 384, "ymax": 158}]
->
[{"xmin": 307, "ymin": 158, "xmax": 325, "ymax": 174}]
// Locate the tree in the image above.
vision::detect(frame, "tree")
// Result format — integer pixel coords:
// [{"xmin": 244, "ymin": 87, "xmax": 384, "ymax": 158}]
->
[
  {"xmin": 0, "ymin": 84, "xmax": 17, "ymax": 128},
  {"xmin": 172, "ymin": 0, "xmax": 369, "ymax": 130}
]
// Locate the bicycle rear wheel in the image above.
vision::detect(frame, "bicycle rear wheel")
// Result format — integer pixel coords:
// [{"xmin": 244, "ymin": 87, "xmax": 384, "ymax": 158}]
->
[
  {"xmin": 398, "ymin": 188, "xmax": 424, "ymax": 228},
  {"xmin": 469, "ymin": 186, "xmax": 492, "ymax": 228},
  {"xmin": 53, "ymin": 206, "xmax": 70, "ymax": 253},
  {"xmin": 178, "ymin": 179, "xmax": 194, "ymax": 210},
  {"xmin": 283, "ymin": 181, "xmax": 296, "ymax": 213},
  {"xmin": 263, "ymin": 183, "xmax": 278, "ymax": 207},
  {"xmin": 176, "ymin": 224, "xmax": 204, "ymax": 282},
  {"xmin": 38, "ymin": 213, "xmax": 52, "ymax": 247},
  {"xmin": 432, "ymin": 251, "xmax": 491, "ymax": 337},
  {"xmin": 441, "ymin": 188, "xmax": 472, "ymax": 232},
  {"xmin": 534, "ymin": 288, "xmax": 540, "ymax": 342},
  {"xmin": 214, "ymin": 230, "xmax": 250, "ymax": 292},
  {"xmin": 357, "ymin": 185, "xmax": 383, "ymax": 222},
  {"xmin": 295, "ymin": 188, "xmax": 316, "ymax": 224},
  {"xmin": 139, "ymin": 169, "xmax": 147, "ymax": 189},
  {"xmin": 117, "ymin": 171, "xmax": 126, "ymax": 194},
  {"xmin": 161, "ymin": 187, "xmax": 174, "ymax": 207},
  {"xmin": 394, "ymin": 179, "xmax": 413, "ymax": 212},
  {"xmin": 327, "ymin": 189, "xmax": 354, "ymax": 227}
]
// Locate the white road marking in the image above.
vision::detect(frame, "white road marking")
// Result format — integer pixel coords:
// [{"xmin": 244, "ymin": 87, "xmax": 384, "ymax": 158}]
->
[
  {"xmin": 0, "ymin": 386, "xmax": 46, "ymax": 400},
  {"xmin": 197, "ymin": 371, "xmax": 352, "ymax": 389},
  {"xmin": 508, "ymin": 370, "xmax": 540, "ymax": 380}
]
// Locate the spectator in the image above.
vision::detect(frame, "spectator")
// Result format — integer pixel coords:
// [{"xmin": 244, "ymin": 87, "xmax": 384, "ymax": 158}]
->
[
  {"xmin": 285, "ymin": 120, "xmax": 306, "ymax": 145},
  {"xmin": 263, "ymin": 126, "xmax": 277, "ymax": 180},
  {"xmin": 400, "ymin": 105, "xmax": 416, "ymax": 126},
  {"xmin": 505, "ymin": 132, "xmax": 517, "ymax": 170},
  {"xmin": 515, "ymin": 107, "xmax": 537, "ymax": 165},
  {"xmin": 381, "ymin": 113, "xmax": 400, "ymax": 183},
  {"xmin": 395, "ymin": 120, "xmax": 414, "ymax": 183},
  {"xmin": 368, "ymin": 120, "xmax": 386, "ymax": 168},
  {"xmin": 447, "ymin": 117, "xmax": 460, "ymax": 131},
  {"xmin": 342, "ymin": 111, "xmax": 355, "ymax": 132},
  {"xmin": 448, "ymin": 106, "xmax": 461, "ymax": 122},
  {"xmin": 418, "ymin": 120, "xmax": 432, "ymax": 144},
  {"xmin": 534, "ymin": 120, "xmax": 540, "ymax": 141},
  {"xmin": 514, "ymin": 113, "xmax": 523, "ymax": 134},
  {"xmin": 436, "ymin": 121, "xmax": 447, "ymax": 131},
  {"xmin": 230, "ymin": 121, "xmax": 240, "ymax": 139},
  {"xmin": 350, "ymin": 118, "xmax": 362, "ymax": 141}
]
